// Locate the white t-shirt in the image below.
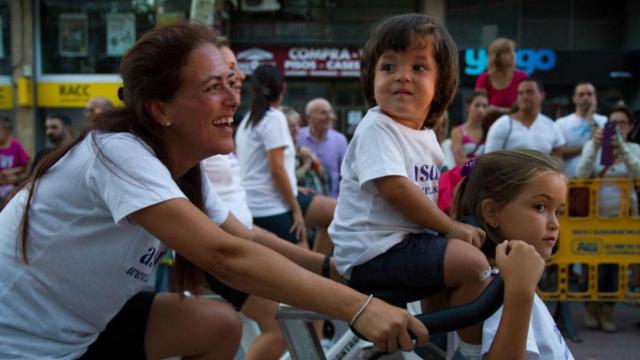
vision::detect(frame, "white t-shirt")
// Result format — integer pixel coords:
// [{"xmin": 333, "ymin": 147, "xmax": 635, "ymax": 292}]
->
[
  {"xmin": 203, "ymin": 153, "xmax": 253, "ymax": 228},
  {"xmin": 484, "ymin": 114, "xmax": 566, "ymax": 155},
  {"xmin": 0, "ymin": 133, "xmax": 229, "ymax": 359},
  {"xmin": 482, "ymin": 294, "xmax": 575, "ymax": 360},
  {"xmin": 555, "ymin": 113, "xmax": 607, "ymax": 177},
  {"xmin": 330, "ymin": 107, "xmax": 444, "ymax": 276},
  {"xmin": 235, "ymin": 108, "xmax": 297, "ymax": 217}
]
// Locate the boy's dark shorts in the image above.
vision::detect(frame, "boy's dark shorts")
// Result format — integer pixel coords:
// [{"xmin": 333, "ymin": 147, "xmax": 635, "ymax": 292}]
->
[
  {"xmin": 349, "ymin": 233, "xmax": 448, "ymax": 304},
  {"xmin": 79, "ymin": 291, "xmax": 156, "ymax": 359}
]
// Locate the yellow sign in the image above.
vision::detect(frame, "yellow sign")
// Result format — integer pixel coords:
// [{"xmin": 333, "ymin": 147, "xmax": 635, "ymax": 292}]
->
[
  {"xmin": 37, "ymin": 82, "xmax": 123, "ymax": 108},
  {"xmin": 0, "ymin": 84, "xmax": 13, "ymax": 109}
]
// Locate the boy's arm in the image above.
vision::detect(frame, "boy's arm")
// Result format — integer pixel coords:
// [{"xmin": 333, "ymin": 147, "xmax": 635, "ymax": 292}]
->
[{"xmin": 373, "ymin": 175, "xmax": 484, "ymax": 246}]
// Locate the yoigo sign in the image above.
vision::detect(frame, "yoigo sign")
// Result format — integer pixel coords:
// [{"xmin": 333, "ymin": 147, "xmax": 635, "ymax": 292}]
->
[{"xmin": 464, "ymin": 48, "xmax": 557, "ymax": 76}]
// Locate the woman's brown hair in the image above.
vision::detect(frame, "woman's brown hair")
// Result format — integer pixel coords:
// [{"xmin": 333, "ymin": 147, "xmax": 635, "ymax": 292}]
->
[
  {"xmin": 488, "ymin": 37, "xmax": 516, "ymax": 73},
  {"xmin": 18, "ymin": 22, "xmax": 216, "ymax": 292},
  {"xmin": 360, "ymin": 13, "xmax": 459, "ymax": 128},
  {"xmin": 452, "ymin": 150, "xmax": 563, "ymax": 258}
]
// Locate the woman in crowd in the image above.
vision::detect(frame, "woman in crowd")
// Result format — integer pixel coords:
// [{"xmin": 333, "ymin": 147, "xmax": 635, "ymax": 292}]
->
[
  {"xmin": 235, "ymin": 64, "xmax": 335, "ymax": 254},
  {"xmin": 576, "ymin": 104, "xmax": 640, "ymax": 333},
  {"xmin": 0, "ymin": 22, "xmax": 427, "ymax": 359},
  {"xmin": 0, "ymin": 117, "xmax": 30, "ymax": 208},
  {"xmin": 475, "ymin": 38, "xmax": 527, "ymax": 113},
  {"xmin": 450, "ymin": 91, "xmax": 489, "ymax": 166}
]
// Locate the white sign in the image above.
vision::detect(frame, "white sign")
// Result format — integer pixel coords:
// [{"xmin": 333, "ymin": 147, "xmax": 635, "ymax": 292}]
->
[
  {"xmin": 190, "ymin": 0, "xmax": 216, "ymax": 26},
  {"xmin": 107, "ymin": 13, "xmax": 136, "ymax": 57}
]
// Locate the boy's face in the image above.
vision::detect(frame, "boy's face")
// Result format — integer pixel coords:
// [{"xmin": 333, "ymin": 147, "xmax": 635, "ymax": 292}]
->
[
  {"xmin": 373, "ymin": 39, "xmax": 437, "ymax": 129},
  {"xmin": 490, "ymin": 171, "xmax": 566, "ymax": 260}
]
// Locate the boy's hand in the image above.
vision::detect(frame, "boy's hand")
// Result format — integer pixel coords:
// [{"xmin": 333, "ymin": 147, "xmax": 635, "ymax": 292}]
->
[
  {"xmin": 495, "ymin": 240, "xmax": 545, "ymax": 293},
  {"xmin": 446, "ymin": 220, "xmax": 485, "ymax": 248}
]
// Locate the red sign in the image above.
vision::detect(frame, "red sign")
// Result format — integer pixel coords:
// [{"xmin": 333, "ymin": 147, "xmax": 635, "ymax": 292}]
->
[{"xmin": 234, "ymin": 46, "xmax": 361, "ymax": 78}]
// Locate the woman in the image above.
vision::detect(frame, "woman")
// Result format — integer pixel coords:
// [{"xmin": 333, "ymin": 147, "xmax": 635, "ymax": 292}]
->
[
  {"xmin": 576, "ymin": 104, "xmax": 640, "ymax": 333},
  {"xmin": 0, "ymin": 23, "xmax": 426, "ymax": 359},
  {"xmin": 0, "ymin": 117, "xmax": 30, "ymax": 208},
  {"xmin": 475, "ymin": 38, "xmax": 527, "ymax": 113},
  {"xmin": 450, "ymin": 91, "xmax": 488, "ymax": 166}
]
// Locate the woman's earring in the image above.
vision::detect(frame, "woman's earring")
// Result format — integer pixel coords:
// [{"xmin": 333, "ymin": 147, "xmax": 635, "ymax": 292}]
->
[{"xmin": 163, "ymin": 121, "xmax": 172, "ymax": 127}]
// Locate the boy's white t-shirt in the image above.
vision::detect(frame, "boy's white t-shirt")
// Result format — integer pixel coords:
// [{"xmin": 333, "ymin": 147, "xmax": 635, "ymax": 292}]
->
[
  {"xmin": 203, "ymin": 153, "xmax": 253, "ymax": 228},
  {"xmin": 0, "ymin": 133, "xmax": 229, "ymax": 359},
  {"xmin": 481, "ymin": 294, "xmax": 575, "ymax": 360},
  {"xmin": 235, "ymin": 108, "xmax": 297, "ymax": 217},
  {"xmin": 484, "ymin": 114, "xmax": 566, "ymax": 155},
  {"xmin": 330, "ymin": 107, "xmax": 444, "ymax": 276},
  {"xmin": 555, "ymin": 112, "xmax": 607, "ymax": 177}
]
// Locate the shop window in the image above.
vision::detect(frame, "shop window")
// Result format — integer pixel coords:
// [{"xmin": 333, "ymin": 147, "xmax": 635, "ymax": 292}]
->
[
  {"xmin": 0, "ymin": 1, "xmax": 10, "ymax": 76},
  {"xmin": 40, "ymin": 0, "xmax": 191, "ymax": 74}
]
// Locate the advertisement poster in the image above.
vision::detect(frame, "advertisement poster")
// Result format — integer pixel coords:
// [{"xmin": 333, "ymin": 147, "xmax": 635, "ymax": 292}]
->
[
  {"xmin": 107, "ymin": 13, "xmax": 136, "ymax": 56},
  {"xmin": 190, "ymin": 0, "xmax": 216, "ymax": 26},
  {"xmin": 59, "ymin": 13, "xmax": 89, "ymax": 57}
]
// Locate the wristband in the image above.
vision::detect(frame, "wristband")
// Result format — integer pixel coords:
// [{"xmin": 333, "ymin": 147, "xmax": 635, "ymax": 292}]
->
[
  {"xmin": 349, "ymin": 294, "xmax": 374, "ymax": 327},
  {"xmin": 322, "ymin": 254, "xmax": 331, "ymax": 278}
]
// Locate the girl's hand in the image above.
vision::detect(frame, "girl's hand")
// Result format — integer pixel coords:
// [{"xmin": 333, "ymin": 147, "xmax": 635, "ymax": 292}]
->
[
  {"xmin": 290, "ymin": 208, "xmax": 308, "ymax": 244},
  {"xmin": 446, "ymin": 221, "xmax": 486, "ymax": 248},
  {"xmin": 351, "ymin": 298, "xmax": 429, "ymax": 353},
  {"xmin": 495, "ymin": 240, "xmax": 545, "ymax": 293}
]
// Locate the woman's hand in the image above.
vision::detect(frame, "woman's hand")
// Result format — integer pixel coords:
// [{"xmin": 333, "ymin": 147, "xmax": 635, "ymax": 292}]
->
[
  {"xmin": 495, "ymin": 240, "xmax": 545, "ymax": 293},
  {"xmin": 352, "ymin": 298, "xmax": 429, "ymax": 353},
  {"xmin": 446, "ymin": 220, "xmax": 486, "ymax": 248},
  {"xmin": 290, "ymin": 207, "xmax": 308, "ymax": 244},
  {"xmin": 592, "ymin": 127, "xmax": 604, "ymax": 146}
]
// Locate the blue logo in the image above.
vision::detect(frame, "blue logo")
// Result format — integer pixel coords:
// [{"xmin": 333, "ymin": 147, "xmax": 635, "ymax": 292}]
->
[{"xmin": 464, "ymin": 48, "xmax": 557, "ymax": 76}]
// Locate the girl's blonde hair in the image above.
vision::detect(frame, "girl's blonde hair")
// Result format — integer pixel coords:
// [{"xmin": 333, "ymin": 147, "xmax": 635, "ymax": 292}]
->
[
  {"xmin": 488, "ymin": 37, "xmax": 516, "ymax": 73},
  {"xmin": 452, "ymin": 150, "xmax": 563, "ymax": 257}
]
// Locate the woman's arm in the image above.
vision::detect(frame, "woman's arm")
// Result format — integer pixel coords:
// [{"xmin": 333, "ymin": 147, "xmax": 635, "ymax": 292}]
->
[
  {"xmin": 130, "ymin": 198, "xmax": 428, "ymax": 351},
  {"xmin": 575, "ymin": 140, "xmax": 598, "ymax": 178},
  {"xmin": 267, "ymin": 147, "xmax": 306, "ymax": 242},
  {"xmin": 450, "ymin": 126, "xmax": 468, "ymax": 166},
  {"xmin": 616, "ymin": 137, "xmax": 640, "ymax": 179},
  {"xmin": 485, "ymin": 241, "xmax": 544, "ymax": 360}
]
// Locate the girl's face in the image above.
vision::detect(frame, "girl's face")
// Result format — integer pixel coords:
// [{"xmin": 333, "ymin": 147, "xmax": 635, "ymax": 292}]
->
[
  {"xmin": 489, "ymin": 171, "xmax": 566, "ymax": 260},
  {"xmin": 373, "ymin": 38, "xmax": 438, "ymax": 130},
  {"xmin": 0, "ymin": 127, "xmax": 9, "ymax": 144},
  {"xmin": 287, "ymin": 115, "xmax": 301, "ymax": 141},
  {"xmin": 468, "ymin": 96, "xmax": 488, "ymax": 123},
  {"xmin": 498, "ymin": 48, "xmax": 516, "ymax": 68}
]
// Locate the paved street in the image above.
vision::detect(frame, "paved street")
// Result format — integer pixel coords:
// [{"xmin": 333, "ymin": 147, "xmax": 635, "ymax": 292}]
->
[{"xmin": 564, "ymin": 302, "xmax": 640, "ymax": 360}]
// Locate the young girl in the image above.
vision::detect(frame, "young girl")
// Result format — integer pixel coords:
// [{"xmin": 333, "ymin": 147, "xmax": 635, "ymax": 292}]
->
[
  {"xmin": 450, "ymin": 91, "xmax": 488, "ymax": 166},
  {"xmin": 452, "ymin": 150, "xmax": 575, "ymax": 359},
  {"xmin": 330, "ymin": 13, "xmax": 490, "ymax": 355}
]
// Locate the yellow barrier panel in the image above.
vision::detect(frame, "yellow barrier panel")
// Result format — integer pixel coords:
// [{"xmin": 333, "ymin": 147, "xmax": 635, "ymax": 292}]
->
[{"xmin": 538, "ymin": 177, "xmax": 640, "ymax": 302}]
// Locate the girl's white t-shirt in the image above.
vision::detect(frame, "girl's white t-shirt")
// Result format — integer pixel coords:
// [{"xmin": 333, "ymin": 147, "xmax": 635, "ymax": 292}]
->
[
  {"xmin": 235, "ymin": 108, "xmax": 297, "ymax": 217},
  {"xmin": 0, "ymin": 132, "xmax": 229, "ymax": 359},
  {"xmin": 330, "ymin": 107, "xmax": 444, "ymax": 276},
  {"xmin": 203, "ymin": 153, "xmax": 253, "ymax": 228},
  {"xmin": 482, "ymin": 294, "xmax": 575, "ymax": 360}
]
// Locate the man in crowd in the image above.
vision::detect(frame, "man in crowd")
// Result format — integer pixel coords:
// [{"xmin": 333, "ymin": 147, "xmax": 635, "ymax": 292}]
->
[
  {"xmin": 484, "ymin": 77, "xmax": 565, "ymax": 155},
  {"xmin": 84, "ymin": 97, "xmax": 114, "ymax": 126},
  {"xmin": 297, "ymin": 98, "xmax": 347, "ymax": 198},
  {"xmin": 33, "ymin": 114, "xmax": 73, "ymax": 168},
  {"xmin": 556, "ymin": 82, "xmax": 607, "ymax": 177}
]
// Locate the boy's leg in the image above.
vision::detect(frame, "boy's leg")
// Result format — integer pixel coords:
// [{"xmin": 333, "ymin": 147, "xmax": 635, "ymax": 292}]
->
[
  {"xmin": 443, "ymin": 239, "xmax": 491, "ymax": 344},
  {"xmin": 144, "ymin": 293, "xmax": 242, "ymax": 360}
]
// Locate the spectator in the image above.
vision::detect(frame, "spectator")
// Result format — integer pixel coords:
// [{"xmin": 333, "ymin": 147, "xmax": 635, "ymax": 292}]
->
[
  {"xmin": 0, "ymin": 117, "xmax": 30, "ymax": 207},
  {"xmin": 576, "ymin": 105, "xmax": 640, "ymax": 333},
  {"xmin": 84, "ymin": 96, "xmax": 114, "ymax": 126},
  {"xmin": 283, "ymin": 105, "xmax": 329, "ymax": 195},
  {"xmin": 484, "ymin": 77, "xmax": 565, "ymax": 155},
  {"xmin": 475, "ymin": 38, "xmax": 528, "ymax": 113},
  {"xmin": 450, "ymin": 91, "xmax": 488, "ymax": 166},
  {"xmin": 297, "ymin": 98, "xmax": 348, "ymax": 198},
  {"xmin": 556, "ymin": 82, "xmax": 607, "ymax": 177},
  {"xmin": 33, "ymin": 114, "xmax": 73, "ymax": 168}
]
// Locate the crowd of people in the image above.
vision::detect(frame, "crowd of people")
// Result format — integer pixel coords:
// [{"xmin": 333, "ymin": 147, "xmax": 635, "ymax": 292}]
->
[{"xmin": 0, "ymin": 12, "xmax": 637, "ymax": 360}]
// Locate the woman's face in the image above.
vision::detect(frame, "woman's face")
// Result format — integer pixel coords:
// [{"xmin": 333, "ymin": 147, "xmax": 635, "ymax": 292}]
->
[
  {"xmin": 498, "ymin": 48, "xmax": 515, "ymax": 68},
  {"xmin": 609, "ymin": 111, "xmax": 632, "ymax": 139},
  {"xmin": 163, "ymin": 43, "xmax": 240, "ymax": 161},
  {"xmin": 287, "ymin": 115, "xmax": 301, "ymax": 143},
  {"xmin": 467, "ymin": 96, "xmax": 488, "ymax": 123}
]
